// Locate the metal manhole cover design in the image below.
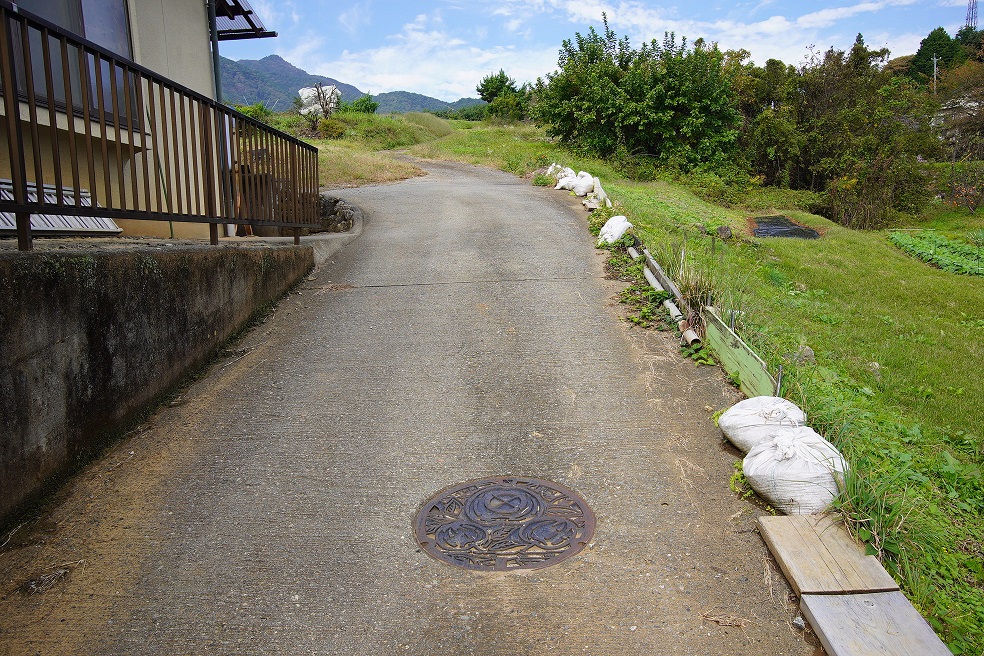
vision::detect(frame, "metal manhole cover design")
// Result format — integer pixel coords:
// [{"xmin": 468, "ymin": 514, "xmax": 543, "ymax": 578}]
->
[{"xmin": 414, "ymin": 477, "xmax": 596, "ymax": 572}]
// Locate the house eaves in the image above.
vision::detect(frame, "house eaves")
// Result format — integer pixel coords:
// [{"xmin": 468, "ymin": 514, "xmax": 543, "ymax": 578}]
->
[{"xmin": 215, "ymin": 0, "xmax": 277, "ymax": 41}]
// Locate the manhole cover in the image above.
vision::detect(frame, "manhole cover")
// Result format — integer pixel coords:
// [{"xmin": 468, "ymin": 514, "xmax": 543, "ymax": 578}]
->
[{"xmin": 413, "ymin": 477, "xmax": 596, "ymax": 572}]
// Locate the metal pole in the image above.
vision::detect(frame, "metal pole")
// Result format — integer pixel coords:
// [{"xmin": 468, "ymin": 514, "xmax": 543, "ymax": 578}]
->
[
  {"xmin": 206, "ymin": 0, "xmax": 234, "ymax": 237},
  {"xmin": 207, "ymin": 0, "xmax": 222, "ymax": 103}
]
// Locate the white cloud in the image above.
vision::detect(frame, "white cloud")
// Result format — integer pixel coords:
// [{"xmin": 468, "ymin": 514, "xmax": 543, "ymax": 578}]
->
[
  {"xmin": 339, "ymin": 2, "xmax": 373, "ymax": 35},
  {"xmin": 796, "ymin": 1, "xmax": 916, "ymax": 29},
  {"xmin": 288, "ymin": 12, "xmax": 558, "ymax": 99}
]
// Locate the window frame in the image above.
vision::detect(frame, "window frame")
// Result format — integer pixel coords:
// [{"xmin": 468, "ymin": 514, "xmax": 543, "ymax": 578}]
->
[{"xmin": 6, "ymin": 0, "xmax": 137, "ymax": 127}]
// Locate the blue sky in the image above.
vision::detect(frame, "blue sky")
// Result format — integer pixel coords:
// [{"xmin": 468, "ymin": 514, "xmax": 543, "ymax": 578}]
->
[{"xmin": 219, "ymin": 1, "xmax": 973, "ymax": 101}]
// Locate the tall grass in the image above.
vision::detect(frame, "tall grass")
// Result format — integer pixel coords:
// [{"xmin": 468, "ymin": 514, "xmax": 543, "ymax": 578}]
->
[
  {"xmin": 312, "ymin": 140, "xmax": 424, "ymax": 188},
  {"xmin": 402, "ymin": 112, "xmax": 455, "ymax": 137}
]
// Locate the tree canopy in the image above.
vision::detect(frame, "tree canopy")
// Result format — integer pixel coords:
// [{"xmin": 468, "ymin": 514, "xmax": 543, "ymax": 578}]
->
[{"xmin": 531, "ymin": 18, "xmax": 741, "ymax": 169}]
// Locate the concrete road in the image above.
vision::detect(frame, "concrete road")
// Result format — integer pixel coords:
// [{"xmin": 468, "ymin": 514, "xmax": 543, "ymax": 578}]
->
[{"xmin": 0, "ymin": 161, "xmax": 815, "ymax": 655}]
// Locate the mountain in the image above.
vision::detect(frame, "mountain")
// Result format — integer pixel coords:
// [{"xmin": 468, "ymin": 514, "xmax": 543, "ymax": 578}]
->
[
  {"xmin": 374, "ymin": 90, "xmax": 481, "ymax": 114},
  {"xmin": 375, "ymin": 91, "xmax": 484, "ymax": 114},
  {"xmin": 220, "ymin": 55, "xmax": 362, "ymax": 110},
  {"xmin": 220, "ymin": 54, "xmax": 484, "ymax": 114}
]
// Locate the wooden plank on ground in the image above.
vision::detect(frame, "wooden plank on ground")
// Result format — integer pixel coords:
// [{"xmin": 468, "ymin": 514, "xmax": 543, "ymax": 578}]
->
[
  {"xmin": 703, "ymin": 306, "xmax": 776, "ymax": 398},
  {"xmin": 758, "ymin": 515, "xmax": 899, "ymax": 595},
  {"xmin": 801, "ymin": 592, "xmax": 952, "ymax": 656}
]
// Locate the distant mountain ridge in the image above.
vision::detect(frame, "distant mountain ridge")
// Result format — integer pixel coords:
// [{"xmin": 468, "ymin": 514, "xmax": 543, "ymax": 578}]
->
[{"xmin": 220, "ymin": 55, "xmax": 484, "ymax": 114}]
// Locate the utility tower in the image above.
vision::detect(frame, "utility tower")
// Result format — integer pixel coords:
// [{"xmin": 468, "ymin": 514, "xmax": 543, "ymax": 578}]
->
[{"xmin": 969, "ymin": 0, "xmax": 978, "ymax": 30}]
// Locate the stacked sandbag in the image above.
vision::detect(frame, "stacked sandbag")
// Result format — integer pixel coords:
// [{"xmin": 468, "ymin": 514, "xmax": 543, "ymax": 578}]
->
[
  {"xmin": 598, "ymin": 215, "xmax": 632, "ymax": 245},
  {"xmin": 571, "ymin": 172, "xmax": 595, "ymax": 196},
  {"xmin": 556, "ymin": 171, "xmax": 595, "ymax": 196},
  {"xmin": 743, "ymin": 427, "xmax": 848, "ymax": 515},
  {"xmin": 718, "ymin": 396, "xmax": 806, "ymax": 453},
  {"xmin": 547, "ymin": 163, "xmax": 575, "ymax": 182}
]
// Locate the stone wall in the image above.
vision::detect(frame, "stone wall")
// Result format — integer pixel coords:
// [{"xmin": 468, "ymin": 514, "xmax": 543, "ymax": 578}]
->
[{"xmin": 0, "ymin": 243, "xmax": 313, "ymax": 524}]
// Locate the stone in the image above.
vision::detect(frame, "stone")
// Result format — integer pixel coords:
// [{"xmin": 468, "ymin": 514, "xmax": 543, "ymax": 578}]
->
[
  {"xmin": 716, "ymin": 225, "xmax": 733, "ymax": 239},
  {"xmin": 794, "ymin": 346, "xmax": 816, "ymax": 364}
]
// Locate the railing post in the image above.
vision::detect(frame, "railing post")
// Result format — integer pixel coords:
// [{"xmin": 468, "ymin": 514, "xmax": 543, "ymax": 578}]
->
[
  {"xmin": 0, "ymin": 8, "xmax": 32, "ymax": 250},
  {"xmin": 202, "ymin": 103, "xmax": 218, "ymax": 244},
  {"xmin": 16, "ymin": 212, "xmax": 32, "ymax": 250},
  {"xmin": 293, "ymin": 227, "xmax": 300, "ymax": 245}
]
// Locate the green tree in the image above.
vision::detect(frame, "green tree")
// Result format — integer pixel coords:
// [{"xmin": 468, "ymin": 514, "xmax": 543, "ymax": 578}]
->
[
  {"xmin": 955, "ymin": 26, "xmax": 983, "ymax": 60},
  {"xmin": 351, "ymin": 93, "xmax": 379, "ymax": 114},
  {"xmin": 488, "ymin": 91, "xmax": 526, "ymax": 121},
  {"xmin": 476, "ymin": 70, "xmax": 518, "ymax": 103},
  {"xmin": 911, "ymin": 27, "xmax": 966, "ymax": 82},
  {"xmin": 791, "ymin": 36, "xmax": 940, "ymax": 227},
  {"xmin": 530, "ymin": 18, "xmax": 741, "ymax": 169}
]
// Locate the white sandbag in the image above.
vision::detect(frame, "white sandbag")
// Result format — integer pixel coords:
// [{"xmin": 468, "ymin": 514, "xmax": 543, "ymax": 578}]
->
[
  {"xmin": 743, "ymin": 428, "xmax": 848, "ymax": 515},
  {"xmin": 719, "ymin": 396, "xmax": 806, "ymax": 453},
  {"xmin": 598, "ymin": 215, "xmax": 632, "ymax": 245},
  {"xmin": 555, "ymin": 174, "xmax": 577, "ymax": 191},
  {"xmin": 572, "ymin": 172, "xmax": 595, "ymax": 196},
  {"xmin": 551, "ymin": 166, "xmax": 575, "ymax": 182}
]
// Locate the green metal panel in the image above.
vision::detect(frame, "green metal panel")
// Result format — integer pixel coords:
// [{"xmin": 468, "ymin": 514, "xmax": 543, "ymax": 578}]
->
[{"xmin": 704, "ymin": 307, "xmax": 776, "ymax": 398}]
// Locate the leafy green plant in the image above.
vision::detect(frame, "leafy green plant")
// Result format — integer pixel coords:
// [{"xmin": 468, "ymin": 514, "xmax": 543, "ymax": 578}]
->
[
  {"xmin": 681, "ymin": 343, "xmax": 716, "ymax": 365},
  {"xmin": 889, "ymin": 230, "xmax": 984, "ymax": 276},
  {"xmin": 532, "ymin": 173, "xmax": 553, "ymax": 186},
  {"xmin": 233, "ymin": 102, "xmax": 274, "ymax": 124}
]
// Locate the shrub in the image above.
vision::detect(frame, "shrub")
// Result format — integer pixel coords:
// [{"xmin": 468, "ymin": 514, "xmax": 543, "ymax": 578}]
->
[
  {"xmin": 317, "ymin": 118, "xmax": 345, "ymax": 140},
  {"xmin": 234, "ymin": 102, "xmax": 274, "ymax": 124},
  {"xmin": 531, "ymin": 17, "xmax": 741, "ymax": 169}
]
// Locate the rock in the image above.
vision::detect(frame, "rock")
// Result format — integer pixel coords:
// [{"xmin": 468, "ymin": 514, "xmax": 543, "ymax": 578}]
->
[
  {"xmin": 315, "ymin": 194, "xmax": 361, "ymax": 233},
  {"xmin": 716, "ymin": 225, "xmax": 733, "ymax": 239},
  {"xmin": 696, "ymin": 224, "xmax": 707, "ymax": 235},
  {"xmin": 794, "ymin": 345, "xmax": 816, "ymax": 364},
  {"xmin": 868, "ymin": 361, "xmax": 882, "ymax": 381},
  {"xmin": 792, "ymin": 616, "xmax": 807, "ymax": 631}
]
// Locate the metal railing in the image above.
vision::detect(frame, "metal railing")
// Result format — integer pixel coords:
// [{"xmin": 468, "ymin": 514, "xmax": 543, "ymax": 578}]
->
[{"xmin": 0, "ymin": 1, "xmax": 320, "ymax": 251}]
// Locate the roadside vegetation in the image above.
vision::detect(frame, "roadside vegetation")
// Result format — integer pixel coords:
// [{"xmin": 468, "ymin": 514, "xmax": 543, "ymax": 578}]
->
[{"xmin": 240, "ymin": 17, "xmax": 983, "ymax": 652}]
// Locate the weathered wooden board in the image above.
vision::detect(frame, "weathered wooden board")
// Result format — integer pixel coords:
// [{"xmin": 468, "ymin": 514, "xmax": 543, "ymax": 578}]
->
[
  {"xmin": 801, "ymin": 592, "xmax": 952, "ymax": 656},
  {"xmin": 703, "ymin": 306, "xmax": 776, "ymax": 398},
  {"xmin": 758, "ymin": 515, "xmax": 899, "ymax": 595}
]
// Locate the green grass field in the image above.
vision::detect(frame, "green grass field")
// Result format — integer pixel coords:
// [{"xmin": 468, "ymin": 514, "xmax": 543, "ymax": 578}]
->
[{"xmin": 312, "ymin": 117, "xmax": 983, "ymax": 653}]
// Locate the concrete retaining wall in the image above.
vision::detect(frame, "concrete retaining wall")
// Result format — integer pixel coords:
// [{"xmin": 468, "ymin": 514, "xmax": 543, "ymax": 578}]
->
[{"xmin": 0, "ymin": 243, "xmax": 313, "ymax": 525}]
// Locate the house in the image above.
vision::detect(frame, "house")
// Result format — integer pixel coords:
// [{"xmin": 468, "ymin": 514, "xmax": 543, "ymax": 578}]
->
[{"xmin": 0, "ymin": 0, "xmax": 319, "ymax": 249}]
